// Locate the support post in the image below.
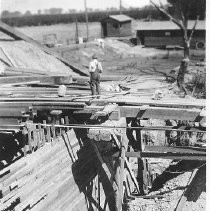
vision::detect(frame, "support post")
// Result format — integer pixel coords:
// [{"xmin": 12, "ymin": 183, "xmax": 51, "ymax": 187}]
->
[
  {"xmin": 119, "ymin": 137, "xmax": 126, "ymax": 206},
  {"xmin": 75, "ymin": 18, "xmax": 79, "ymax": 44},
  {"xmin": 22, "ymin": 127, "xmax": 27, "ymax": 156},
  {"xmin": 135, "ymin": 119, "xmax": 148, "ymax": 195},
  {"xmin": 114, "ymin": 136, "xmax": 127, "ymax": 211}
]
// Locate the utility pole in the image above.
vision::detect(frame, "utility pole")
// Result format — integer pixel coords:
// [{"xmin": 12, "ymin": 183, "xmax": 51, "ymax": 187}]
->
[
  {"xmin": 84, "ymin": 0, "xmax": 89, "ymax": 42},
  {"xmin": 75, "ymin": 18, "xmax": 79, "ymax": 44},
  {"xmin": 120, "ymin": 0, "xmax": 122, "ymax": 14}
]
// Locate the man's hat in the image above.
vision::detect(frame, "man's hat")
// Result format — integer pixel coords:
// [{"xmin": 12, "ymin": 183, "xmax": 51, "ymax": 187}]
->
[{"xmin": 92, "ymin": 54, "xmax": 97, "ymax": 59}]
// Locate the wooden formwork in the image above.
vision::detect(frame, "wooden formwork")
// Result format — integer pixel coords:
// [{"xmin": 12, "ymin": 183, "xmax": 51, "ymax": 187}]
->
[{"xmin": 0, "ymin": 93, "xmax": 206, "ymax": 211}]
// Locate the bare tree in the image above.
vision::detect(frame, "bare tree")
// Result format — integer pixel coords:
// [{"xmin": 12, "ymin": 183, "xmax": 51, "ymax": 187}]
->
[
  {"xmin": 150, "ymin": 0, "xmax": 200, "ymax": 59},
  {"xmin": 150, "ymin": 0, "xmax": 204, "ymax": 96}
]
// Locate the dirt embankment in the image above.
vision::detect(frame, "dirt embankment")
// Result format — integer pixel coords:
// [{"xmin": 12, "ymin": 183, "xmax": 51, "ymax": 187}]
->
[
  {"xmin": 0, "ymin": 40, "xmax": 79, "ymax": 76},
  {"xmin": 60, "ymin": 38, "xmax": 204, "ymax": 78}
]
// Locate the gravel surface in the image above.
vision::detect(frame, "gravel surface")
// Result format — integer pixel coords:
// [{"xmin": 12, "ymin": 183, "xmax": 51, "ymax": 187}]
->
[{"xmin": 125, "ymin": 162, "xmax": 206, "ymax": 211}]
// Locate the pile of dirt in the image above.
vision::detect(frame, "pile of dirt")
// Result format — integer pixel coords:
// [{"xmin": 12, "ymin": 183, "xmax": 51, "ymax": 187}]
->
[
  {"xmin": 105, "ymin": 39, "xmax": 173, "ymax": 58},
  {"xmin": 62, "ymin": 39, "xmax": 185, "ymax": 78},
  {"xmin": 0, "ymin": 40, "xmax": 79, "ymax": 76}
]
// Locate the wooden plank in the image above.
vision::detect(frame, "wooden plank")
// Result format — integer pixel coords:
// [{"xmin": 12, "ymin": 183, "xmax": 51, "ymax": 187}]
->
[
  {"xmin": 92, "ymin": 97, "xmax": 206, "ymax": 109},
  {"xmin": 61, "ymin": 131, "xmax": 76, "ymax": 163},
  {"xmin": 32, "ymin": 102, "xmax": 86, "ymax": 107},
  {"xmin": 1, "ymin": 152, "xmax": 70, "ymax": 208},
  {"xmin": 71, "ymin": 75, "xmax": 125, "ymax": 83},
  {"xmin": 27, "ymin": 127, "xmax": 32, "ymax": 152},
  {"xmin": 0, "ymin": 118, "xmax": 20, "ymax": 126},
  {"xmin": 113, "ymin": 151, "xmax": 206, "ymax": 160},
  {"xmin": 1, "ymin": 142, "xmax": 64, "ymax": 188},
  {"xmin": 33, "ymin": 130, "xmax": 38, "ymax": 149},
  {"xmin": 11, "ymin": 156, "xmax": 73, "ymax": 211},
  {"xmin": 90, "ymin": 104, "xmax": 118, "ymax": 120},
  {"xmin": 0, "ymin": 85, "xmax": 89, "ymax": 91},
  {"xmin": 38, "ymin": 123, "xmax": 43, "ymax": 147},
  {"xmin": 113, "ymin": 144, "xmax": 206, "ymax": 160},
  {"xmin": 0, "ymin": 108, "xmax": 25, "ymax": 117},
  {"xmin": 0, "ymin": 81, "xmax": 41, "ymax": 87},
  {"xmin": 22, "ymin": 128, "xmax": 27, "ymax": 156},
  {"xmin": 0, "ymin": 162, "xmax": 27, "ymax": 185},
  {"xmin": 118, "ymin": 138, "xmax": 126, "ymax": 209},
  {"xmin": 51, "ymin": 124, "xmax": 56, "ymax": 145},
  {"xmin": 5, "ymin": 66, "xmax": 47, "ymax": 75},
  {"xmin": 120, "ymin": 106, "xmax": 203, "ymax": 121},
  {"xmin": 42, "ymin": 120, "xmax": 47, "ymax": 146},
  {"xmin": 46, "ymin": 126, "xmax": 51, "ymax": 143},
  {"xmin": 145, "ymin": 145, "xmax": 206, "ymax": 153},
  {"xmin": 0, "ymin": 102, "xmax": 32, "ymax": 108},
  {"xmin": 64, "ymin": 116, "xmax": 70, "ymax": 131},
  {"xmin": 90, "ymin": 140, "xmax": 115, "ymax": 183},
  {"xmin": 111, "ymin": 130, "xmax": 140, "ymax": 195},
  {"xmin": 0, "ymin": 46, "xmax": 17, "ymax": 66},
  {"xmin": 90, "ymin": 140, "xmax": 119, "ymax": 211},
  {"xmin": 33, "ymin": 106, "xmax": 83, "ymax": 111},
  {"xmin": 125, "ymin": 159, "xmax": 140, "ymax": 195},
  {"xmin": 0, "ymin": 75, "xmax": 73, "ymax": 85},
  {"xmin": 36, "ymin": 128, "xmax": 41, "ymax": 149},
  {"xmin": 0, "ymin": 21, "xmax": 88, "ymax": 76}
]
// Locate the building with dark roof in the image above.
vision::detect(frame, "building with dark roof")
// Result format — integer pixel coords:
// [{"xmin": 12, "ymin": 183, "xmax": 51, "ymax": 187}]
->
[
  {"xmin": 100, "ymin": 15, "xmax": 132, "ymax": 37},
  {"xmin": 135, "ymin": 20, "xmax": 205, "ymax": 49}
]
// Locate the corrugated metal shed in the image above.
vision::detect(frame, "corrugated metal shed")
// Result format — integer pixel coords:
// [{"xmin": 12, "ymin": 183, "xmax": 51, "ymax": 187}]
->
[{"xmin": 135, "ymin": 20, "xmax": 205, "ymax": 31}]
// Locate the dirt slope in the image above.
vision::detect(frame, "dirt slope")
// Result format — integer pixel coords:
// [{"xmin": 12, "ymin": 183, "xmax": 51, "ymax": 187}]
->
[{"xmin": 0, "ymin": 40, "xmax": 79, "ymax": 76}]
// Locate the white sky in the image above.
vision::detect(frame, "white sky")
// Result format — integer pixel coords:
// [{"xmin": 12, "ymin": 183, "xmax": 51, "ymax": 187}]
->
[{"xmin": 0, "ymin": 0, "xmax": 166, "ymax": 13}]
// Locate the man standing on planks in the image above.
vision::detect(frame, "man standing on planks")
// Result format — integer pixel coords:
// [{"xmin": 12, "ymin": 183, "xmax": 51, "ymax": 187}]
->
[{"xmin": 89, "ymin": 54, "xmax": 103, "ymax": 97}]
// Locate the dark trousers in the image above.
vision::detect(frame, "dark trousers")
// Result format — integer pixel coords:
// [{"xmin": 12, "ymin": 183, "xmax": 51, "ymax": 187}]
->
[{"xmin": 90, "ymin": 80, "xmax": 101, "ymax": 95}]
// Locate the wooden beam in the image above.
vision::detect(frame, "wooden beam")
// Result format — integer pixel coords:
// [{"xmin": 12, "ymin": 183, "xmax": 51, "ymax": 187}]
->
[
  {"xmin": 32, "ymin": 102, "xmax": 86, "ymax": 107},
  {"xmin": 0, "ymin": 75, "xmax": 73, "ymax": 85},
  {"xmin": 1, "ymin": 80, "xmax": 41, "ymax": 87},
  {"xmin": 90, "ymin": 140, "xmax": 118, "ymax": 210},
  {"xmin": 125, "ymin": 158, "xmax": 140, "ymax": 194},
  {"xmin": 5, "ymin": 67, "xmax": 48, "ymax": 75},
  {"xmin": 0, "ymin": 21, "xmax": 88, "ymax": 76},
  {"xmin": 93, "ymin": 97, "xmax": 206, "ymax": 109},
  {"xmin": 0, "ymin": 101, "xmax": 85, "ymax": 108},
  {"xmin": 119, "ymin": 137, "xmax": 126, "ymax": 209},
  {"xmin": 120, "ymin": 106, "xmax": 203, "ymax": 121},
  {"xmin": 113, "ymin": 148, "xmax": 206, "ymax": 161},
  {"xmin": 0, "ymin": 46, "xmax": 17, "ymax": 66},
  {"xmin": 90, "ymin": 104, "xmax": 119, "ymax": 121}
]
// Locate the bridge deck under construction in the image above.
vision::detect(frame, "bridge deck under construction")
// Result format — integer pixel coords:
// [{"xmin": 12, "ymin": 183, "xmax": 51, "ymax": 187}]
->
[
  {"xmin": 0, "ymin": 21, "xmax": 206, "ymax": 211},
  {"xmin": 0, "ymin": 83, "xmax": 206, "ymax": 211}
]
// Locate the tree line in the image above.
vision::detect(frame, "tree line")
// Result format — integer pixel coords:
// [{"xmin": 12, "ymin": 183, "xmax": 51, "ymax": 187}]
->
[
  {"xmin": 0, "ymin": 8, "xmax": 160, "ymax": 27},
  {"xmin": 1, "ymin": 3, "xmax": 205, "ymax": 27}
]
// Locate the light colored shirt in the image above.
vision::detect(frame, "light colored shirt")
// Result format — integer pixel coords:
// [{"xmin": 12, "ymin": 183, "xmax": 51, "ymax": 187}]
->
[{"xmin": 89, "ymin": 59, "xmax": 102, "ymax": 73}]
